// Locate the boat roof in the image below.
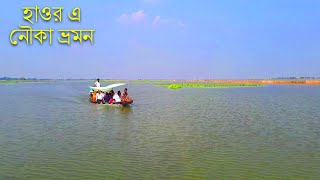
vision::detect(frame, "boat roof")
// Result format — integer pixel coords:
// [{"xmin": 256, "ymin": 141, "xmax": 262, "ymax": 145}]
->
[{"xmin": 89, "ymin": 83, "xmax": 126, "ymax": 92}]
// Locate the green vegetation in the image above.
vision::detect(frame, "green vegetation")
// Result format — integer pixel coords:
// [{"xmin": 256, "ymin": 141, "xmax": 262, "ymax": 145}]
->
[
  {"xmin": 100, "ymin": 79, "xmax": 170, "ymax": 83},
  {"xmin": 158, "ymin": 83, "xmax": 264, "ymax": 89}
]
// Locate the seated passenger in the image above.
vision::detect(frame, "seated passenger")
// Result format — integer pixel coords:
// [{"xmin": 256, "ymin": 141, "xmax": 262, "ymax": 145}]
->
[
  {"xmin": 104, "ymin": 92, "xmax": 111, "ymax": 103},
  {"xmin": 108, "ymin": 98, "xmax": 114, "ymax": 104},
  {"xmin": 117, "ymin": 91, "xmax": 121, "ymax": 98},
  {"xmin": 109, "ymin": 90, "xmax": 115, "ymax": 97},
  {"xmin": 121, "ymin": 88, "xmax": 133, "ymax": 103},
  {"xmin": 121, "ymin": 88, "xmax": 128, "ymax": 99},
  {"xmin": 113, "ymin": 93, "xmax": 121, "ymax": 103},
  {"xmin": 91, "ymin": 91, "xmax": 97, "ymax": 103},
  {"xmin": 96, "ymin": 90, "xmax": 105, "ymax": 104}
]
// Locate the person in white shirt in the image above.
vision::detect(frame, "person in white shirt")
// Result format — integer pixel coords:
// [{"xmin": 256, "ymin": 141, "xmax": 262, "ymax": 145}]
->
[
  {"xmin": 113, "ymin": 93, "xmax": 121, "ymax": 103},
  {"xmin": 94, "ymin": 79, "xmax": 101, "ymax": 87},
  {"xmin": 96, "ymin": 90, "xmax": 105, "ymax": 104}
]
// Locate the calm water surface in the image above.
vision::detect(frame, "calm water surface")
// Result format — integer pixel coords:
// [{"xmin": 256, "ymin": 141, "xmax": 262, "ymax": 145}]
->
[{"xmin": 0, "ymin": 82, "xmax": 319, "ymax": 179}]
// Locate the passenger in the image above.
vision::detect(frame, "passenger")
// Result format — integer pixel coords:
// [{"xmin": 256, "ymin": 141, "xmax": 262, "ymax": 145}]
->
[
  {"xmin": 104, "ymin": 92, "xmax": 111, "ymax": 103},
  {"xmin": 101, "ymin": 91, "xmax": 105, "ymax": 100},
  {"xmin": 109, "ymin": 90, "xmax": 115, "ymax": 97},
  {"xmin": 93, "ymin": 78, "xmax": 101, "ymax": 87},
  {"xmin": 121, "ymin": 88, "xmax": 128, "ymax": 99},
  {"xmin": 117, "ymin": 91, "xmax": 121, "ymax": 98},
  {"xmin": 96, "ymin": 90, "xmax": 105, "ymax": 104},
  {"xmin": 106, "ymin": 90, "xmax": 118, "ymax": 104},
  {"xmin": 113, "ymin": 93, "xmax": 121, "ymax": 103},
  {"xmin": 121, "ymin": 88, "xmax": 132, "ymax": 103},
  {"xmin": 108, "ymin": 95, "xmax": 114, "ymax": 104},
  {"xmin": 91, "ymin": 91, "xmax": 97, "ymax": 103},
  {"xmin": 108, "ymin": 99, "xmax": 114, "ymax": 104}
]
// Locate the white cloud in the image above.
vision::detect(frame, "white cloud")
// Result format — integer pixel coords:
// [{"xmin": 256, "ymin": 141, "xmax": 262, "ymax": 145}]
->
[
  {"xmin": 152, "ymin": 16, "xmax": 186, "ymax": 28},
  {"xmin": 116, "ymin": 10, "xmax": 146, "ymax": 24}
]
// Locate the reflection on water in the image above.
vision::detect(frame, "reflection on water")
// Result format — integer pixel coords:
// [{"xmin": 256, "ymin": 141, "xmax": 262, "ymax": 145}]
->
[{"xmin": 0, "ymin": 82, "xmax": 320, "ymax": 179}]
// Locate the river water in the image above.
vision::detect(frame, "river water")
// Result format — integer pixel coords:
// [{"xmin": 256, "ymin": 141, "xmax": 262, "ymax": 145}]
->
[{"xmin": 0, "ymin": 82, "xmax": 319, "ymax": 179}]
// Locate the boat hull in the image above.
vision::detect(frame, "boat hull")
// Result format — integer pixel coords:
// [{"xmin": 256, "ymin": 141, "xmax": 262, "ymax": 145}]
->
[{"xmin": 89, "ymin": 96, "xmax": 133, "ymax": 107}]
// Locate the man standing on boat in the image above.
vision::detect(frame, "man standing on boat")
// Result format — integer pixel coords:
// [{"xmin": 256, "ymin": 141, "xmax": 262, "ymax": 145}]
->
[{"xmin": 94, "ymin": 78, "xmax": 101, "ymax": 87}]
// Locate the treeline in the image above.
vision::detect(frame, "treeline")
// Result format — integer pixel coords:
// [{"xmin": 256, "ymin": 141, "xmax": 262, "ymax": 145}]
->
[
  {"xmin": 0, "ymin": 77, "xmax": 38, "ymax": 80},
  {"xmin": 272, "ymin": 77, "xmax": 320, "ymax": 80},
  {"xmin": 0, "ymin": 77, "xmax": 91, "ymax": 81}
]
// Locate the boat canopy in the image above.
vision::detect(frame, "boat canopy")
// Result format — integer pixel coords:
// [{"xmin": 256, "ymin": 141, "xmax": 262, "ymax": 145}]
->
[
  {"xmin": 105, "ymin": 83, "xmax": 126, "ymax": 89},
  {"xmin": 89, "ymin": 83, "xmax": 126, "ymax": 92}
]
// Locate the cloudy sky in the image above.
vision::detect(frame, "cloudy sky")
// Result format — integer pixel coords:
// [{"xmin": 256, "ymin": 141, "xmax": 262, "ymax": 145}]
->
[{"xmin": 1, "ymin": 0, "xmax": 320, "ymax": 79}]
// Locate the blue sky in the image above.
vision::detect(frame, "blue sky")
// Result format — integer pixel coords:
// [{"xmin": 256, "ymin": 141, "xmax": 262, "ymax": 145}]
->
[{"xmin": 1, "ymin": 0, "xmax": 320, "ymax": 79}]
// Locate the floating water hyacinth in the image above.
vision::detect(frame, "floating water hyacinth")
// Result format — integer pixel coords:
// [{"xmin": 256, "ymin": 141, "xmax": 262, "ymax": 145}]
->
[{"xmin": 157, "ymin": 83, "xmax": 264, "ymax": 89}]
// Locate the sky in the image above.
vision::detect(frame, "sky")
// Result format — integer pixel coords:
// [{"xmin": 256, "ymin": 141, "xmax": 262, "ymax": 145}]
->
[{"xmin": 0, "ymin": 0, "xmax": 319, "ymax": 79}]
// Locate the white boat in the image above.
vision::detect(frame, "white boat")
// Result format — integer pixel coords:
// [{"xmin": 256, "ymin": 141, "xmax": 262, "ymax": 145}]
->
[{"xmin": 89, "ymin": 83, "xmax": 133, "ymax": 106}]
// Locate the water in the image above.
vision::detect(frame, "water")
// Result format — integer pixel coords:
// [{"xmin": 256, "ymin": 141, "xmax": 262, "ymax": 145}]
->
[{"xmin": 0, "ymin": 82, "xmax": 319, "ymax": 179}]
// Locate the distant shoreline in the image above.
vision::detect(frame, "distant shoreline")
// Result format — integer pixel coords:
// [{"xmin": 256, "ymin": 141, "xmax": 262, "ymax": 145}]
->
[
  {"xmin": 1, "ymin": 79, "xmax": 320, "ymax": 85},
  {"xmin": 171, "ymin": 79, "xmax": 320, "ymax": 85},
  {"xmin": 0, "ymin": 80, "xmax": 61, "ymax": 84}
]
